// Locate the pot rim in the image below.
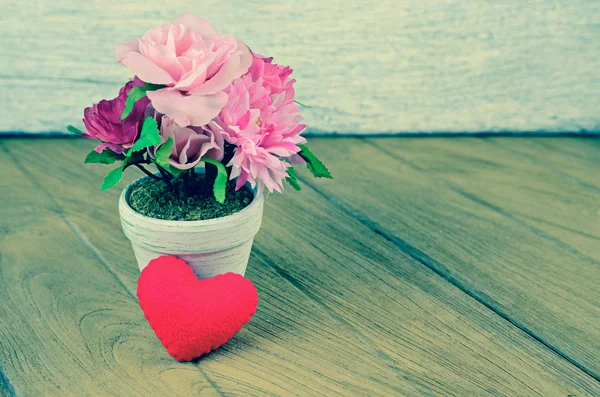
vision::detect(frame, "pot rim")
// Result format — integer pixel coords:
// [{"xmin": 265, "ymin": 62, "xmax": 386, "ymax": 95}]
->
[{"xmin": 119, "ymin": 168, "xmax": 264, "ymax": 228}]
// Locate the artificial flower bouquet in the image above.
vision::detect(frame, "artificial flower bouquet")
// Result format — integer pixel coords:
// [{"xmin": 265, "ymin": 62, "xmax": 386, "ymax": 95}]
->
[{"xmin": 69, "ymin": 14, "xmax": 331, "ymax": 277}]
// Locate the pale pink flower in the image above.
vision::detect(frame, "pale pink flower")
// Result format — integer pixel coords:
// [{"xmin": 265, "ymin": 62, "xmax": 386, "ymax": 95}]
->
[
  {"xmin": 212, "ymin": 55, "xmax": 306, "ymax": 193},
  {"xmin": 115, "ymin": 14, "xmax": 252, "ymax": 127},
  {"xmin": 153, "ymin": 116, "xmax": 224, "ymax": 170},
  {"xmin": 249, "ymin": 56, "xmax": 294, "ymax": 96},
  {"xmin": 229, "ymin": 136, "xmax": 291, "ymax": 193}
]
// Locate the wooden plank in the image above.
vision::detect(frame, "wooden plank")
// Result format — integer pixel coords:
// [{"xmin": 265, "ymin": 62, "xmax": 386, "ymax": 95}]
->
[
  {"xmin": 4, "ymin": 138, "xmax": 600, "ymax": 395},
  {"xmin": 0, "ymin": 144, "xmax": 405, "ymax": 396},
  {"xmin": 2, "ymin": 1, "xmax": 600, "ymax": 134},
  {"xmin": 372, "ymin": 137, "xmax": 600, "ymax": 267},
  {"xmin": 308, "ymin": 137, "xmax": 600, "ymax": 382},
  {"xmin": 506, "ymin": 138, "xmax": 600, "ymax": 165},
  {"xmin": 487, "ymin": 137, "xmax": 600, "ymax": 191},
  {"xmin": 371, "ymin": 138, "xmax": 600, "ymax": 375},
  {"xmin": 0, "ymin": 142, "xmax": 220, "ymax": 396}
]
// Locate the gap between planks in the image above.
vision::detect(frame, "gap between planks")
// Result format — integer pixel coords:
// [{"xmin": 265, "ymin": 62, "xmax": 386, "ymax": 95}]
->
[
  {"xmin": 0, "ymin": 365, "xmax": 16, "ymax": 397},
  {"xmin": 252, "ymin": 247, "xmax": 403, "ymax": 373},
  {"xmin": 297, "ymin": 137, "xmax": 600, "ymax": 386}
]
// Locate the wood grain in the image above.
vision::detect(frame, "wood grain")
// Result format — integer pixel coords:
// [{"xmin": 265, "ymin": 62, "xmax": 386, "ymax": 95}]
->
[
  {"xmin": 306, "ymin": 137, "xmax": 600, "ymax": 382},
  {"xmin": 0, "ymin": 143, "xmax": 408, "ymax": 396},
  {"xmin": 2, "ymin": 138, "xmax": 600, "ymax": 395},
  {"xmin": 0, "ymin": 141, "xmax": 221, "ymax": 396},
  {"xmin": 2, "ymin": 1, "xmax": 600, "ymax": 134},
  {"xmin": 376, "ymin": 137, "xmax": 600, "ymax": 265},
  {"xmin": 487, "ymin": 137, "xmax": 600, "ymax": 191}
]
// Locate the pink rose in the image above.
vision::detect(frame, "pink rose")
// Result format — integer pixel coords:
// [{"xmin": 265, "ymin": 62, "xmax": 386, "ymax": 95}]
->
[
  {"xmin": 153, "ymin": 116, "xmax": 224, "ymax": 170},
  {"xmin": 115, "ymin": 14, "xmax": 252, "ymax": 127}
]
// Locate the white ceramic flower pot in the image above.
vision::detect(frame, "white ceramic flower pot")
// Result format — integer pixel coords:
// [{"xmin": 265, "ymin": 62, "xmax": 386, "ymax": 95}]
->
[{"xmin": 118, "ymin": 170, "xmax": 264, "ymax": 279}]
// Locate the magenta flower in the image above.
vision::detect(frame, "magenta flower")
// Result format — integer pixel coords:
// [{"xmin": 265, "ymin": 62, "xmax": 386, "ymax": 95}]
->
[
  {"xmin": 212, "ymin": 55, "xmax": 306, "ymax": 193},
  {"xmin": 82, "ymin": 77, "xmax": 150, "ymax": 154},
  {"xmin": 153, "ymin": 116, "xmax": 224, "ymax": 170},
  {"xmin": 115, "ymin": 14, "xmax": 252, "ymax": 128}
]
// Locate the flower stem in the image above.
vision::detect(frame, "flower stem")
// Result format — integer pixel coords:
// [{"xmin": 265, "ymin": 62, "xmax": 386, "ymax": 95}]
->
[
  {"xmin": 202, "ymin": 162, "xmax": 217, "ymax": 198},
  {"xmin": 134, "ymin": 164, "xmax": 162, "ymax": 181},
  {"xmin": 181, "ymin": 170, "xmax": 194, "ymax": 197},
  {"xmin": 222, "ymin": 144, "xmax": 236, "ymax": 179},
  {"xmin": 122, "ymin": 160, "xmax": 162, "ymax": 181},
  {"xmin": 122, "ymin": 159, "xmax": 150, "ymax": 171},
  {"xmin": 190, "ymin": 167, "xmax": 196, "ymax": 194},
  {"xmin": 155, "ymin": 164, "xmax": 173, "ymax": 190}
]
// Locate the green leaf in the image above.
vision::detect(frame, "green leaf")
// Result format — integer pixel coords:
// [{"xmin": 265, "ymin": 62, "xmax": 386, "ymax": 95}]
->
[
  {"xmin": 129, "ymin": 117, "xmax": 161, "ymax": 153},
  {"xmin": 84, "ymin": 148, "xmax": 125, "ymax": 165},
  {"xmin": 100, "ymin": 166, "xmax": 124, "ymax": 191},
  {"xmin": 167, "ymin": 165, "xmax": 185, "ymax": 178},
  {"xmin": 298, "ymin": 144, "xmax": 332, "ymax": 179},
  {"xmin": 120, "ymin": 86, "xmax": 147, "ymax": 120},
  {"xmin": 67, "ymin": 125, "xmax": 83, "ymax": 134},
  {"xmin": 202, "ymin": 158, "xmax": 228, "ymax": 204},
  {"xmin": 99, "ymin": 144, "xmax": 149, "ymax": 191},
  {"xmin": 144, "ymin": 82, "xmax": 167, "ymax": 90},
  {"xmin": 120, "ymin": 82, "xmax": 167, "ymax": 120},
  {"xmin": 153, "ymin": 137, "xmax": 182, "ymax": 178},
  {"xmin": 154, "ymin": 137, "xmax": 174, "ymax": 169},
  {"xmin": 294, "ymin": 100, "xmax": 311, "ymax": 108},
  {"xmin": 285, "ymin": 166, "xmax": 302, "ymax": 191},
  {"xmin": 122, "ymin": 150, "xmax": 145, "ymax": 168}
]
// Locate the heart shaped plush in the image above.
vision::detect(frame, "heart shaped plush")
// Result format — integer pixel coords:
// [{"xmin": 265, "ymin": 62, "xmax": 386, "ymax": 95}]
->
[{"xmin": 137, "ymin": 256, "xmax": 258, "ymax": 361}]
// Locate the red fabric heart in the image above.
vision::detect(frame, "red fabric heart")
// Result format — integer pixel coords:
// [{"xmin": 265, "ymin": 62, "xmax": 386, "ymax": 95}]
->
[{"xmin": 137, "ymin": 256, "xmax": 258, "ymax": 361}]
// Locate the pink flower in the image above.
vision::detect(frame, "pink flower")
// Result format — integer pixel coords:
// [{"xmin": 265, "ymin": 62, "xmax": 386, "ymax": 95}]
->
[
  {"xmin": 228, "ymin": 136, "xmax": 291, "ymax": 193},
  {"xmin": 115, "ymin": 14, "xmax": 252, "ymax": 127},
  {"xmin": 153, "ymin": 116, "xmax": 224, "ymax": 170},
  {"xmin": 212, "ymin": 55, "xmax": 306, "ymax": 193},
  {"xmin": 249, "ymin": 55, "xmax": 294, "ymax": 96},
  {"xmin": 82, "ymin": 77, "xmax": 149, "ymax": 154}
]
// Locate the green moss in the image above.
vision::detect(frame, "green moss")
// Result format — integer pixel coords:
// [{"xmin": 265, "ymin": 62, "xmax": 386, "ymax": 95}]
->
[{"xmin": 128, "ymin": 173, "xmax": 254, "ymax": 221}]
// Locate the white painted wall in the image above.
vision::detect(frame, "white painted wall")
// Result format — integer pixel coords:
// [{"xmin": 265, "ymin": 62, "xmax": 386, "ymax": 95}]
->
[{"xmin": 1, "ymin": 0, "xmax": 599, "ymax": 135}]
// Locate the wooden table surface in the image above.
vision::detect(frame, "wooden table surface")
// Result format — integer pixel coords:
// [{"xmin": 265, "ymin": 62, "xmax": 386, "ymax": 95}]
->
[{"xmin": 1, "ymin": 137, "xmax": 599, "ymax": 396}]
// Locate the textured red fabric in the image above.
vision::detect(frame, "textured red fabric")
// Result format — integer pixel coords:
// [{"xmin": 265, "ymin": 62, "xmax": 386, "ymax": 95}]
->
[{"xmin": 137, "ymin": 256, "xmax": 258, "ymax": 362}]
